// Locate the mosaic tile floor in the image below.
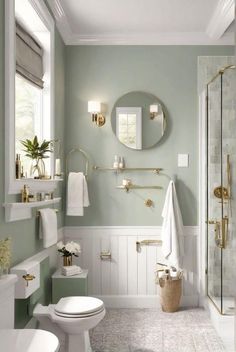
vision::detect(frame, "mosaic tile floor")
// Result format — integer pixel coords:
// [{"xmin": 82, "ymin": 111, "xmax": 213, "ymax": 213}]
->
[{"xmin": 90, "ymin": 308, "xmax": 225, "ymax": 352}]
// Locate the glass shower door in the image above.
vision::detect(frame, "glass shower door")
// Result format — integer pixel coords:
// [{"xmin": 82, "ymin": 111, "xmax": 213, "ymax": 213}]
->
[
  {"xmin": 221, "ymin": 68, "xmax": 236, "ymax": 315},
  {"xmin": 207, "ymin": 74, "xmax": 222, "ymax": 313},
  {"xmin": 207, "ymin": 66, "xmax": 236, "ymax": 315}
]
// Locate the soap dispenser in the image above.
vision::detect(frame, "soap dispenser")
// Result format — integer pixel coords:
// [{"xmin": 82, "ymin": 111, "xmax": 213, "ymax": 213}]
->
[
  {"xmin": 21, "ymin": 185, "xmax": 29, "ymax": 203},
  {"xmin": 113, "ymin": 155, "xmax": 119, "ymax": 169},
  {"xmin": 119, "ymin": 157, "xmax": 125, "ymax": 169}
]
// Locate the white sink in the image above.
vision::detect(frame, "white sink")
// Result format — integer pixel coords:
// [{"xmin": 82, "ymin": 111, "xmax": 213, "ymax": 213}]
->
[{"xmin": 0, "ymin": 329, "xmax": 60, "ymax": 352}]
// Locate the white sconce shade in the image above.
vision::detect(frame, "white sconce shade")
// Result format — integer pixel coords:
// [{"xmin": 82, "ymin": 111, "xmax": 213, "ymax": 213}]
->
[
  {"xmin": 150, "ymin": 104, "xmax": 158, "ymax": 113},
  {"xmin": 88, "ymin": 101, "xmax": 101, "ymax": 113},
  {"xmin": 149, "ymin": 104, "xmax": 159, "ymax": 120}
]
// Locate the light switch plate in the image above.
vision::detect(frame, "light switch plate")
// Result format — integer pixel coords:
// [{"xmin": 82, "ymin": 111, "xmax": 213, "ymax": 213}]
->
[{"xmin": 178, "ymin": 154, "xmax": 189, "ymax": 167}]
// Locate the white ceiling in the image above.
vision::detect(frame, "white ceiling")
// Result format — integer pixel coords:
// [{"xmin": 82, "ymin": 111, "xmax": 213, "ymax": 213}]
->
[{"xmin": 48, "ymin": 0, "xmax": 235, "ymax": 45}]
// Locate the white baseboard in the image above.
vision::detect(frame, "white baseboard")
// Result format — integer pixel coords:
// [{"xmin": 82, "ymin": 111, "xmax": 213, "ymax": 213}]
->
[{"xmin": 93, "ymin": 294, "xmax": 199, "ymax": 309}]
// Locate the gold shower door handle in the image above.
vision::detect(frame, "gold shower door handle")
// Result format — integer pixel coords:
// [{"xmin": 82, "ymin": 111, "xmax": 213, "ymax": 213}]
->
[
  {"xmin": 221, "ymin": 216, "xmax": 228, "ymax": 249},
  {"xmin": 207, "ymin": 219, "xmax": 228, "ymax": 249}
]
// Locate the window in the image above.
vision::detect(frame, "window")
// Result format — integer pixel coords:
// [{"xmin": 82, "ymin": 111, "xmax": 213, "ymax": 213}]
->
[
  {"xmin": 15, "ymin": 75, "xmax": 44, "ymax": 177},
  {"xmin": 116, "ymin": 107, "xmax": 142, "ymax": 149},
  {"xmin": 5, "ymin": 0, "xmax": 55, "ymax": 194}
]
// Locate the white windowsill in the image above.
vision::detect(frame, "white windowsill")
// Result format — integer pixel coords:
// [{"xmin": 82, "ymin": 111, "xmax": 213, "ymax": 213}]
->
[{"xmin": 3, "ymin": 197, "xmax": 61, "ymax": 222}]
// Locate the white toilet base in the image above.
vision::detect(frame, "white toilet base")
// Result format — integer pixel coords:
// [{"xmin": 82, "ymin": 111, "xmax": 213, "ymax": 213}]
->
[{"xmin": 68, "ymin": 331, "xmax": 92, "ymax": 352}]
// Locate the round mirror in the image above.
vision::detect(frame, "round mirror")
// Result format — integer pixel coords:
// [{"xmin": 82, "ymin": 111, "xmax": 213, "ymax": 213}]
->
[{"xmin": 111, "ymin": 91, "xmax": 166, "ymax": 150}]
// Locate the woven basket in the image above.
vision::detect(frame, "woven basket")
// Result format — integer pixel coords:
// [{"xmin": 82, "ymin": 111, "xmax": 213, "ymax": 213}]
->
[{"xmin": 159, "ymin": 278, "xmax": 182, "ymax": 312}]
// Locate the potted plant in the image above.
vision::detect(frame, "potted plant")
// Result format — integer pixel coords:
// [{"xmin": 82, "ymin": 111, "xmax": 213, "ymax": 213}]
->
[
  {"xmin": 0, "ymin": 238, "xmax": 11, "ymax": 278},
  {"xmin": 21, "ymin": 135, "xmax": 53, "ymax": 179},
  {"xmin": 57, "ymin": 241, "xmax": 81, "ymax": 266}
]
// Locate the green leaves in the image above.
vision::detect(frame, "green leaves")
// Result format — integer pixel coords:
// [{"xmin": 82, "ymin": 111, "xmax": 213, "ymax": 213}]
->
[{"xmin": 20, "ymin": 135, "xmax": 53, "ymax": 160}]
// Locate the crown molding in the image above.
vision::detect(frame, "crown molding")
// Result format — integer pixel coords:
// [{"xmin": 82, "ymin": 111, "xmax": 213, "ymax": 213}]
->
[
  {"xmin": 64, "ymin": 32, "xmax": 234, "ymax": 46},
  {"xmin": 206, "ymin": 0, "xmax": 235, "ymax": 40},
  {"xmin": 47, "ymin": 0, "xmax": 234, "ymax": 45},
  {"xmin": 47, "ymin": 0, "xmax": 73, "ymax": 43}
]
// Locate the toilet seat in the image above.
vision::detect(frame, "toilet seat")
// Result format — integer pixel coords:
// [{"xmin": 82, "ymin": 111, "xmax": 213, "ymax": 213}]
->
[{"xmin": 54, "ymin": 296, "xmax": 104, "ymax": 318}]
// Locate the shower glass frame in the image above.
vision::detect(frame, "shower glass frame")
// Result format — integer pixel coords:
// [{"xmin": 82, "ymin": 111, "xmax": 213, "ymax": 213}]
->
[{"xmin": 206, "ymin": 64, "xmax": 235, "ymax": 316}]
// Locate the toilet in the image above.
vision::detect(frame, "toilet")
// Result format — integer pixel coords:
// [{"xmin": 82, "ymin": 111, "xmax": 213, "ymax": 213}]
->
[
  {"xmin": 0, "ymin": 274, "xmax": 59, "ymax": 352},
  {"xmin": 33, "ymin": 296, "xmax": 106, "ymax": 352}
]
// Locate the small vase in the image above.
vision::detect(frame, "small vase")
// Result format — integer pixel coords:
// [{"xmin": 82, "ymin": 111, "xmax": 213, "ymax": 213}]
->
[
  {"xmin": 30, "ymin": 158, "xmax": 45, "ymax": 179},
  {"xmin": 63, "ymin": 255, "xmax": 72, "ymax": 266}
]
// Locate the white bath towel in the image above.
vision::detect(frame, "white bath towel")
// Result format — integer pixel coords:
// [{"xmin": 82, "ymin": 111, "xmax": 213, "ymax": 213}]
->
[
  {"xmin": 161, "ymin": 181, "xmax": 184, "ymax": 269},
  {"xmin": 39, "ymin": 208, "xmax": 58, "ymax": 248},
  {"xmin": 67, "ymin": 172, "xmax": 90, "ymax": 216}
]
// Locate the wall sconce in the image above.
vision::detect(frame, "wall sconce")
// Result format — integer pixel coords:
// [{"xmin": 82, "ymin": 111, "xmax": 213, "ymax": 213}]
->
[
  {"xmin": 149, "ymin": 104, "xmax": 158, "ymax": 120},
  {"xmin": 88, "ymin": 101, "xmax": 105, "ymax": 127}
]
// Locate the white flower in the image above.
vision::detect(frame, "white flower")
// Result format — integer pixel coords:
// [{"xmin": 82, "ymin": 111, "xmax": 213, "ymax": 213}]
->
[
  {"xmin": 57, "ymin": 241, "xmax": 64, "ymax": 250},
  {"xmin": 65, "ymin": 242, "xmax": 75, "ymax": 253},
  {"xmin": 73, "ymin": 242, "xmax": 81, "ymax": 253}
]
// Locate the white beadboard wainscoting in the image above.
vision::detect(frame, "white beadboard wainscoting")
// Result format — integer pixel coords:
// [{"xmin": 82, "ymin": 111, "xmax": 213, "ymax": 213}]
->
[{"xmin": 64, "ymin": 226, "xmax": 199, "ymax": 308}]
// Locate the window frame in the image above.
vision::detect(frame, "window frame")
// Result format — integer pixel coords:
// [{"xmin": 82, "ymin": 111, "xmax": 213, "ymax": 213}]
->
[
  {"xmin": 116, "ymin": 107, "xmax": 142, "ymax": 150},
  {"xmin": 5, "ymin": 0, "xmax": 56, "ymax": 195}
]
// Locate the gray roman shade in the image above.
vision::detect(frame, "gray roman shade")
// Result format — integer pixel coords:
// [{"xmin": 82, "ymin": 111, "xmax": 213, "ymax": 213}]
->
[{"xmin": 16, "ymin": 22, "xmax": 44, "ymax": 88}]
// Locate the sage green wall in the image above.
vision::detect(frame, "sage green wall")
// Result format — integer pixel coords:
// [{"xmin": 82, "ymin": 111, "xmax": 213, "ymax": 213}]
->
[
  {"xmin": 65, "ymin": 45, "xmax": 234, "ymax": 227},
  {"xmin": 0, "ymin": 0, "xmax": 65, "ymax": 327}
]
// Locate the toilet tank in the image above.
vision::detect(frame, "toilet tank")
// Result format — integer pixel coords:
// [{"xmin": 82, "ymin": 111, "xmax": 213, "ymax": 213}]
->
[{"xmin": 0, "ymin": 274, "xmax": 17, "ymax": 328}]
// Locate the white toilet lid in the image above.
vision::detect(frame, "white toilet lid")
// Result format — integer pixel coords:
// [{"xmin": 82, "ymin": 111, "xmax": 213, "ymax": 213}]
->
[
  {"xmin": 55, "ymin": 296, "xmax": 104, "ymax": 317},
  {"xmin": 0, "ymin": 329, "xmax": 59, "ymax": 352}
]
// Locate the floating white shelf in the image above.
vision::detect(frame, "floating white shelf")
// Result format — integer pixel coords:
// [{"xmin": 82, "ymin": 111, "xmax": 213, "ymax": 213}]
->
[
  {"xmin": 3, "ymin": 197, "xmax": 61, "ymax": 222},
  {"xmin": 10, "ymin": 178, "xmax": 64, "ymax": 194},
  {"xmin": 93, "ymin": 166, "xmax": 162, "ymax": 174}
]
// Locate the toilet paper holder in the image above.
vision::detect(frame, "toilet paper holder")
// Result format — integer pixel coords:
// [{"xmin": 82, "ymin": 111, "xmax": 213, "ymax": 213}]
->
[{"xmin": 100, "ymin": 251, "xmax": 112, "ymax": 260}]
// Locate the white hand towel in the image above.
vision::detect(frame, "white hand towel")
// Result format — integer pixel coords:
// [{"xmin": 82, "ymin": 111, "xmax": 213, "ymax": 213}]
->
[
  {"xmin": 62, "ymin": 265, "xmax": 81, "ymax": 272},
  {"xmin": 67, "ymin": 172, "xmax": 90, "ymax": 216},
  {"xmin": 39, "ymin": 208, "xmax": 58, "ymax": 248},
  {"xmin": 161, "ymin": 181, "xmax": 184, "ymax": 269}
]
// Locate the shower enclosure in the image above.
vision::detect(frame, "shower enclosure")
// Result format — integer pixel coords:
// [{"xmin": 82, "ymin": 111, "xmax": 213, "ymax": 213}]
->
[{"xmin": 207, "ymin": 64, "xmax": 236, "ymax": 315}]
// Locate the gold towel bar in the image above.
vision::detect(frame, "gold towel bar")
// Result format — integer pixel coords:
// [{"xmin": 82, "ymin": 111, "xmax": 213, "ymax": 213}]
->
[
  {"xmin": 36, "ymin": 209, "xmax": 59, "ymax": 217},
  {"xmin": 136, "ymin": 239, "xmax": 162, "ymax": 252}
]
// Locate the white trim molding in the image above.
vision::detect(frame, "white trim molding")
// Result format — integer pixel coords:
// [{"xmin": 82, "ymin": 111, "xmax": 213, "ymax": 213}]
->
[
  {"xmin": 47, "ymin": 0, "xmax": 234, "ymax": 45},
  {"xmin": 63, "ymin": 225, "xmax": 199, "ymax": 308},
  {"xmin": 5, "ymin": 0, "xmax": 56, "ymax": 196},
  {"xmin": 198, "ymin": 91, "xmax": 208, "ymax": 306},
  {"xmin": 93, "ymin": 294, "xmax": 199, "ymax": 309},
  {"xmin": 47, "ymin": 0, "xmax": 74, "ymax": 43},
  {"xmin": 206, "ymin": 0, "xmax": 235, "ymax": 40}
]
